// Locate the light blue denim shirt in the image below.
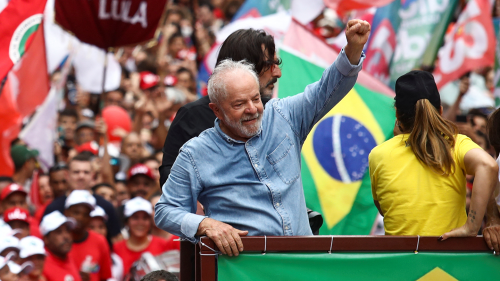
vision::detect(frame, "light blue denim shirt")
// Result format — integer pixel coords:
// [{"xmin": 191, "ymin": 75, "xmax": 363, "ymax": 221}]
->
[{"xmin": 155, "ymin": 49, "xmax": 365, "ymax": 243}]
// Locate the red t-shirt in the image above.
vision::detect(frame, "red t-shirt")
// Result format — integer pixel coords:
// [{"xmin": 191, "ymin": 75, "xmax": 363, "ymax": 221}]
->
[
  {"xmin": 68, "ymin": 231, "xmax": 112, "ymax": 281},
  {"xmin": 34, "ymin": 201, "xmax": 50, "ymax": 225},
  {"xmin": 42, "ymin": 252, "xmax": 81, "ymax": 281},
  {"xmin": 113, "ymin": 235, "xmax": 179, "ymax": 276}
]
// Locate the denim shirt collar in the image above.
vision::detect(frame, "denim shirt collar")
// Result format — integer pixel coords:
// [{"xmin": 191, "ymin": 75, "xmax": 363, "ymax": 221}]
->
[{"xmin": 214, "ymin": 118, "xmax": 262, "ymax": 144}]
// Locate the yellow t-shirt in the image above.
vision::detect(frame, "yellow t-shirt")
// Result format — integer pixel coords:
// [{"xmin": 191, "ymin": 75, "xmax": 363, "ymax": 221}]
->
[{"xmin": 368, "ymin": 134, "xmax": 480, "ymax": 236}]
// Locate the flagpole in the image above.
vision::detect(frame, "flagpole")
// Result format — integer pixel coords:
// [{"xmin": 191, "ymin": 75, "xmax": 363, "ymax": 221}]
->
[
  {"xmin": 102, "ymin": 49, "xmax": 108, "ymax": 96},
  {"xmin": 98, "ymin": 49, "xmax": 109, "ymax": 116}
]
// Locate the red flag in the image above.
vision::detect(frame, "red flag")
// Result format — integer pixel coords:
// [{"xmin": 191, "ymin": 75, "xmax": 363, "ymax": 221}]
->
[
  {"xmin": 12, "ymin": 23, "xmax": 50, "ymax": 117},
  {"xmin": 324, "ymin": 0, "xmax": 394, "ymax": 16},
  {"xmin": 0, "ymin": 25, "xmax": 49, "ymax": 176},
  {"xmin": 433, "ymin": 0, "xmax": 495, "ymax": 89},
  {"xmin": 55, "ymin": 0, "xmax": 168, "ymax": 49},
  {"xmin": 0, "ymin": 0, "xmax": 46, "ymax": 80},
  {"xmin": 30, "ymin": 170, "xmax": 42, "ymax": 209},
  {"xmin": 0, "ymin": 76, "xmax": 22, "ymax": 176},
  {"xmin": 363, "ymin": 19, "xmax": 397, "ymax": 85}
]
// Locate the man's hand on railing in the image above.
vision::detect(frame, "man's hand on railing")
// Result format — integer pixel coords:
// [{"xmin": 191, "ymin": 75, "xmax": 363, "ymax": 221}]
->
[{"xmin": 197, "ymin": 218, "xmax": 248, "ymax": 257}]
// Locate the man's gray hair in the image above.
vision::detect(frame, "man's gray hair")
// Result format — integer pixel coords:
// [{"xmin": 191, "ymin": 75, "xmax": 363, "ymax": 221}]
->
[{"xmin": 207, "ymin": 59, "xmax": 259, "ymax": 105}]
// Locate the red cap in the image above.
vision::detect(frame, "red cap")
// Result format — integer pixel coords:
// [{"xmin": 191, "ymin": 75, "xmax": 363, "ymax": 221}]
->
[
  {"xmin": 1, "ymin": 183, "xmax": 27, "ymax": 200},
  {"xmin": 75, "ymin": 141, "xmax": 99, "ymax": 155},
  {"xmin": 128, "ymin": 164, "xmax": 155, "ymax": 181},
  {"xmin": 139, "ymin": 71, "xmax": 159, "ymax": 90},
  {"xmin": 164, "ymin": 75, "xmax": 178, "ymax": 87},
  {"xmin": 4, "ymin": 207, "xmax": 30, "ymax": 223}
]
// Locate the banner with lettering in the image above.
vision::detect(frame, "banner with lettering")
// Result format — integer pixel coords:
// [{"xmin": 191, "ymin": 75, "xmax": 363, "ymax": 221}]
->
[
  {"xmin": 389, "ymin": 0, "xmax": 456, "ymax": 88},
  {"xmin": 433, "ymin": 0, "xmax": 495, "ymax": 89},
  {"xmin": 54, "ymin": 0, "xmax": 167, "ymax": 49},
  {"xmin": 493, "ymin": 18, "xmax": 500, "ymax": 106}
]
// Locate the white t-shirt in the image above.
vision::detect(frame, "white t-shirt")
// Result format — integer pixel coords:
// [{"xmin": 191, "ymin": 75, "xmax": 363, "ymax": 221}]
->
[{"xmin": 107, "ymin": 253, "xmax": 123, "ymax": 281}]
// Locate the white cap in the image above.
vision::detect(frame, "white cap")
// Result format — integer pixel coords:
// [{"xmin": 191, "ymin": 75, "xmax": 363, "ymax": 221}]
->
[
  {"xmin": 19, "ymin": 236, "xmax": 45, "ymax": 258},
  {"xmin": 40, "ymin": 211, "xmax": 76, "ymax": 236},
  {"xmin": 65, "ymin": 190, "xmax": 96, "ymax": 210},
  {"xmin": 0, "ymin": 252, "xmax": 15, "ymax": 270},
  {"xmin": 124, "ymin": 197, "xmax": 152, "ymax": 218},
  {"xmin": 0, "ymin": 236, "xmax": 19, "ymax": 253},
  {"xmin": 0, "ymin": 224, "xmax": 20, "ymax": 237},
  {"xmin": 90, "ymin": 206, "xmax": 108, "ymax": 221},
  {"xmin": 8, "ymin": 261, "xmax": 33, "ymax": 274}
]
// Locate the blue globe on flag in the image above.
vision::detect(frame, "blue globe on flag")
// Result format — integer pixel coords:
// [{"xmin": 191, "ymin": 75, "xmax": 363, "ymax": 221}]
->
[{"xmin": 313, "ymin": 115, "xmax": 377, "ymax": 183}]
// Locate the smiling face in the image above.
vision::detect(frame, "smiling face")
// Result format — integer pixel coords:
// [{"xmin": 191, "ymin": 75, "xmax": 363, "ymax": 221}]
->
[
  {"xmin": 127, "ymin": 211, "xmax": 152, "ymax": 239},
  {"xmin": 209, "ymin": 70, "xmax": 263, "ymax": 142},
  {"xmin": 127, "ymin": 175, "xmax": 153, "ymax": 199}
]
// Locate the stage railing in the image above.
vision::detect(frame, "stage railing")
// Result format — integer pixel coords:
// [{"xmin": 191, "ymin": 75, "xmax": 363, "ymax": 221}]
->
[{"xmin": 180, "ymin": 236, "xmax": 497, "ymax": 281}]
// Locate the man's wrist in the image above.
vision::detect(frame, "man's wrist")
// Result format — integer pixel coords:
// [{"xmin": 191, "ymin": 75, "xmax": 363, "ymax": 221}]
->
[
  {"xmin": 485, "ymin": 217, "xmax": 500, "ymax": 227},
  {"xmin": 344, "ymin": 43, "xmax": 363, "ymax": 65},
  {"xmin": 196, "ymin": 217, "xmax": 210, "ymax": 236}
]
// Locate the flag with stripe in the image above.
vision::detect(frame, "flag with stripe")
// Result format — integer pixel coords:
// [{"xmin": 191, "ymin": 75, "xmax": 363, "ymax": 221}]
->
[
  {"xmin": 0, "ymin": 0, "xmax": 46, "ymax": 80},
  {"xmin": 279, "ymin": 20, "xmax": 395, "ymax": 234}
]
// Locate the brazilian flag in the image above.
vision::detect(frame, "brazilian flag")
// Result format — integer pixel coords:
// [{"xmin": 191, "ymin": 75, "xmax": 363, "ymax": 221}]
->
[{"xmin": 277, "ymin": 48, "xmax": 396, "ymax": 235}]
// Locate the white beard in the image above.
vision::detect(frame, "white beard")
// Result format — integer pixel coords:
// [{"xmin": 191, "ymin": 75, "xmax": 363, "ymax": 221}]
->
[{"xmin": 222, "ymin": 111, "xmax": 262, "ymax": 139}]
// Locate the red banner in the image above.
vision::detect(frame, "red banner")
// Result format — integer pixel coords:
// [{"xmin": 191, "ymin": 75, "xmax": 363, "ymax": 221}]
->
[
  {"xmin": 324, "ymin": 0, "xmax": 394, "ymax": 16},
  {"xmin": 0, "ymin": 0, "xmax": 46, "ymax": 80},
  {"xmin": 433, "ymin": 0, "xmax": 495, "ymax": 89},
  {"xmin": 0, "ymin": 25, "xmax": 49, "ymax": 176},
  {"xmin": 55, "ymin": 0, "xmax": 168, "ymax": 49}
]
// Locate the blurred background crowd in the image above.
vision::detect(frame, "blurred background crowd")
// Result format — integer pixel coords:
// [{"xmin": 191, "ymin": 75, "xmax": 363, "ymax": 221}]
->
[{"xmin": 1, "ymin": 0, "xmax": 500, "ymax": 280}]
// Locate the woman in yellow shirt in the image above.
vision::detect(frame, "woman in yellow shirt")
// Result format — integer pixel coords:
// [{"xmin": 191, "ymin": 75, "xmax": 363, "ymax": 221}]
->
[{"xmin": 368, "ymin": 71, "xmax": 498, "ymax": 239}]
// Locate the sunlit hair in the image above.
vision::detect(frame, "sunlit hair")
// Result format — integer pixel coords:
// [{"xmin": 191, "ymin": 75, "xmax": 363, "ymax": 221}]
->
[
  {"xmin": 398, "ymin": 99, "xmax": 458, "ymax": 175},
  {"xmin": 207, "ymin": 59, "xmax": 259, "ymax": 105},
  {"xmin": 487, "ymin": 108, "xmax": 500, "ymax": 157}
]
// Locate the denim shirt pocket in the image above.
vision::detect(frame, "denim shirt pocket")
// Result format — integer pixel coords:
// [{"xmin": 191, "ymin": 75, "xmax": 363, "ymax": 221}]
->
[{"xmin": 266, "ymin": 134, "xmax": 300, "ymax": 184}]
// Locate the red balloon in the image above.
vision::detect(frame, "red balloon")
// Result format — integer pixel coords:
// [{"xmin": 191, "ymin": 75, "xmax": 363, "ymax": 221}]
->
[{"xmin": 101, "ymin": 106, "xmax": 132, "ymax": 142}]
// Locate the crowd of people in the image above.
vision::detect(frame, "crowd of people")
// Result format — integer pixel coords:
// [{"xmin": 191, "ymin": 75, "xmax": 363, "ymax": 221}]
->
[
  {"xmin": 2, "ymin": 0, "xmax": 500, "ymax": 280},
  {"xmin": 0, "ymin": 1, "xmax": 244, "ymax": 280}
]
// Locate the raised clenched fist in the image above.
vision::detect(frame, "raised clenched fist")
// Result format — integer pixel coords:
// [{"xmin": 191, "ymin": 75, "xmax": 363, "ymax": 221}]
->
[{"xmin": 345, "ymin": 19, "xmax": 371, "ymax": 49}]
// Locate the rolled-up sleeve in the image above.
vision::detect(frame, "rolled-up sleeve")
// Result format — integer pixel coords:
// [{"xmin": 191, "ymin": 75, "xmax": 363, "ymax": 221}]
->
[
  {"xmin": 274, "ymin": 48, "xmax": 365, "ymax": 142},
  {"xmin": 154, "ymin": 148, "xmax": 206, "ymax": 243}
]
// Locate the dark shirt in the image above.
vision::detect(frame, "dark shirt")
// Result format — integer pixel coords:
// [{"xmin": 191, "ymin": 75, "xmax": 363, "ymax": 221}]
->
[
  {"xmin": 42, "ymin": 194, "xmax": 121, "ymax": 239},
  {"xmin": 159, "ymin": 95, "xmax": 215, "ymax": 187},
  {"xmin": 159, "ymin": 95, "xmax": 272, "ymax": 187}
]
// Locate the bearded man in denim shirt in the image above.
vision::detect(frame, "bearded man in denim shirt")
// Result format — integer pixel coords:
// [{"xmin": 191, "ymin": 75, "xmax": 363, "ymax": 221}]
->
[{"xmin": 155, "ymin": 19, "xmax": 371, "ymax": 256}]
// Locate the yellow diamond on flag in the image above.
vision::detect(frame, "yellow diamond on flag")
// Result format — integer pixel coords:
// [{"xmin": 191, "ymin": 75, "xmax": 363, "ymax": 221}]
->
[
  {"xmin": 417, "ymin": 267, "xmax": 458, "ymax": 281},
  {"xmin": 302, "ymin": 88, "xmax": 386, "ymax": 228}
]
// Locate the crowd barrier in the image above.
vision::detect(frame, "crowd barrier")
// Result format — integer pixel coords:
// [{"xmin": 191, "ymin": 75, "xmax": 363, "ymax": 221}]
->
[{"xmin": 180, "ymin": 236, "xmax": 499, "ymax": 281}]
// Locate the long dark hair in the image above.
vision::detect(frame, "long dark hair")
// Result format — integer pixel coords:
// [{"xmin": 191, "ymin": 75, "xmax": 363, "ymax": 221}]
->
[{"xmin": 216, "ymin": 29, "xmax": 282, "ymax": 75}]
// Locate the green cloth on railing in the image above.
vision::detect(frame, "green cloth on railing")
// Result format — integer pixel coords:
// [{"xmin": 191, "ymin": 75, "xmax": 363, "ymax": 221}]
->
[{"xmin": 218, "ymin": 252, "xmax": 500, "ymax": 280}]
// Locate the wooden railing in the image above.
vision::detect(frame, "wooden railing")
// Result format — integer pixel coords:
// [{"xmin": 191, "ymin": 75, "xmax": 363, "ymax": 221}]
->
[{"xmin": 180, "ymin": 236, "xmax": 492, "ymax": 281}]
